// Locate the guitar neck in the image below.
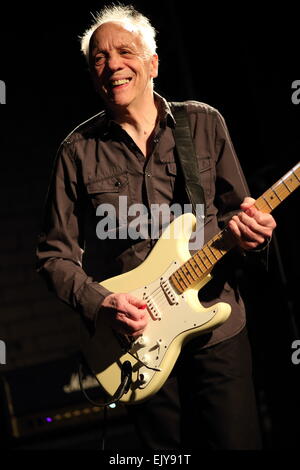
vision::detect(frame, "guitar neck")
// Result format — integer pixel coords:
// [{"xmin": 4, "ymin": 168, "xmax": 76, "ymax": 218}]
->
[{"xmin": 170, "ymin": 162, "xmax": 300, "ymax": 293}]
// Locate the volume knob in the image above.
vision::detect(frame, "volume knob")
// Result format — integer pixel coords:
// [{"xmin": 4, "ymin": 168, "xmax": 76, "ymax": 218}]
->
[{"xmin": 136, "ymin": 336, "xmax": 147, "ymax": 347}]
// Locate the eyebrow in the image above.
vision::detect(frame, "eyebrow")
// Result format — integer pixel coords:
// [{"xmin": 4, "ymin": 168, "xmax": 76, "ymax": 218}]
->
[{"xmin": 93, "ymin": 43, "xmax": 136, "ymax": 54}]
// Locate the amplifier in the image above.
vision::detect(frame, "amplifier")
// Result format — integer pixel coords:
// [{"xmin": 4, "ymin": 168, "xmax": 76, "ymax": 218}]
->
[{"xmin": 0, "ymin": 352, "xmax": 127, "ymax": 440}]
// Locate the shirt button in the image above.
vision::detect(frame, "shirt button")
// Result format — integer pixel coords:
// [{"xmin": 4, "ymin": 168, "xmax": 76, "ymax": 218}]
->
[{"xmin": 145, "ymin": 173, "xmax": 152, "ymax": 177}]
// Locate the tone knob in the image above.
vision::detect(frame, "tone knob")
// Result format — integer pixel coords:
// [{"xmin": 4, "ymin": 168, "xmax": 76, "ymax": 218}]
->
[{"xmin": 141, "ymin": 354, "xmax": 150, "ymax": 365}]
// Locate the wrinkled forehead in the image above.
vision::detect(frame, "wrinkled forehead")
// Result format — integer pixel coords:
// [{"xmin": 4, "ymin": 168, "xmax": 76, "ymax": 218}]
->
[{"xmin": 90, "ymin": 21, "xmax": 144, "ymax": 53}]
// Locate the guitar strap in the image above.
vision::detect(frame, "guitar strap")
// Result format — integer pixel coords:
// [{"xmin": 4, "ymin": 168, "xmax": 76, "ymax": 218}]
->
[{"xmin": 170, "ymin": 102, "xmax": 206, "ymax": 218}]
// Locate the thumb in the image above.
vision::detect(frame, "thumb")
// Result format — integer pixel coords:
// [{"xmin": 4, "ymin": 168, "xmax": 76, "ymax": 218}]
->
[
  {"xmin": 127, "ymin": 295, "xmax": 147, "ymax": 309},
  {"xmin": 240, "ymin": 196, "xmax": 256, "ymax": 216}
]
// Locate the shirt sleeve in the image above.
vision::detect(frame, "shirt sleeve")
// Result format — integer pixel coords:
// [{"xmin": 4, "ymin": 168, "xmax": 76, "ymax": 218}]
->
[
  {"xmin": 214, "ymin": 110, "xmax": 250, "ymax": 225},
  {"xmin": 36, "ymin": 140, "xmax": 112, "ymax": 324},
  {"xmin": 214, "ymin": 110, "xmax": 270, "ymax": 255}
]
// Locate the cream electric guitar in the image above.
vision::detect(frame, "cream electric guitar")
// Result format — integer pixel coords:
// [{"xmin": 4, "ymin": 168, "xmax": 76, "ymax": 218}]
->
[{"xmin": 81, "ymin": 162, "xmax": 300, "ymax": 404}]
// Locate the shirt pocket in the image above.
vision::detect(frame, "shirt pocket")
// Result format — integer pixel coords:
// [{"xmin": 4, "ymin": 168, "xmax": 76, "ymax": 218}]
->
[
  {"xmin": 196, "ymin": 155, "xmax": 214, "ymax": 198},
  {"xmin": 166, "ymin": 162, "xmax": 177, "ymax": 176},
  {"xmin": 86, "ymin": 171, "xmax": 130, "ymax": 212},
  {"xmin": 165, "ymin": 162, "xmax": 177, "ymax": 191}
]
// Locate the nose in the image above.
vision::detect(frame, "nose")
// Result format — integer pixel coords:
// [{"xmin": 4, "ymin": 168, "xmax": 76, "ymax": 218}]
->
[{"xmin": 106, "ymin": 52, "xmax": 123, "ymax": 71}]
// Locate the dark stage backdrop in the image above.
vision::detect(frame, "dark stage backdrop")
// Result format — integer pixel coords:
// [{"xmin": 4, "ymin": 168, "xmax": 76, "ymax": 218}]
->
[{"xmin": 0, "ymin": 0, "xmax": 299, "ymax": 451}]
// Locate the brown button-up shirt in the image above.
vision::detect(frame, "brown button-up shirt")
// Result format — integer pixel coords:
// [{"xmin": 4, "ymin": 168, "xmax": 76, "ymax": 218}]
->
[{"xmin": 36, "ymin": 93, "xmax": 250, "ymax": 348}]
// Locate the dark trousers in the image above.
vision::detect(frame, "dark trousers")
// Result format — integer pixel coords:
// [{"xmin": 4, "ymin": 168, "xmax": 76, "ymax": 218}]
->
[{"xmin": 127, "ymin": 327, "xmax": 262, "ymax": 450}]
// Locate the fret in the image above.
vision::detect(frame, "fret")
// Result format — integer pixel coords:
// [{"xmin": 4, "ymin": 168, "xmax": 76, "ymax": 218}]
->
[
  {"xmin": 265, "ymin": 190, "xmax": 282, "ymax": 209},
  {"xmin": 270, "ymin": 180, "xmax": 293, "ymax": 203},
  {"xmin": 181, "ymin": 264, "xmax": 195, "ymax": 284},
  {"xmin": 272, "ymin": 183, "xmax": 290, "ymax": 201},
  {"xmin": 284, "ymin": 172, "xmax": 300, "ymax": 192},
  {"xmin": 185, "ymin": 260, "xmax": 199, "ymax": 281},
  {"xmin": 177, "ymin": 268, "xmax": 190, "ymax": 288},
  {"xmin": 215, "ymin": 246, "xmax": 226, "ymax": 256},
  {"xmin": 170, "ymin": 275, "xmax": 184, "ymax": 293},
  {"xmin": 193, "ymin": 253, "xmax": 207, "ymax": 272},
  {"xmin": 282, "ymin": 178, "xmax": 292, "ymax": 194},
  {"xmin": 262, "ymin": 194, "xmax": 274, "ymax": 210},
  {"xmin": 254, "ymin": 198, "xmax": 268, "ymax": 212},
  {"xmin": 271, "ymin": 187, "xmax": 283, "ymax": 202},
  {"xmin": 207, "ymin": 243, "xmax": 223, "ymax": 260},
  {"xmin": 257, "ymin": 190, "xmax": 281, "ymax": 212},
  {"xmin": 198, "ymin": 251, "xmax": 212, "ymax": 269},
  {"xmin": 172, "ymin": 271, "xmax": 186, "ymax": 291},
  {"xmin": 202, "ymin": 245, "xmax": 218, "ymax": 265},
  {"xmin": 212, "ymin": 229, "xmax": 234, "ymax": 255},
  {"xmin": 189, "ymin": 258, "xmax": 203, "ymax": 276}
]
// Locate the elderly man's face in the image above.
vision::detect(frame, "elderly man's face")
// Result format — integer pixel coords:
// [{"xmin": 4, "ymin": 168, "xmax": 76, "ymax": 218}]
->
[{"xmin": 89, "ymin": 22, "xmax": 158, "ymax": 109}]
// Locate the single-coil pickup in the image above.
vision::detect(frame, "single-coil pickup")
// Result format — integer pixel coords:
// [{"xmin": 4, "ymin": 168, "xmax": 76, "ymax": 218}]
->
[
  {"xmin": 143, "ymin": 295, "xmax": 161, "ymax": 320},
  {"xmin": 160, "ymin": 279, "xmax": 178, "ymax": 305}
]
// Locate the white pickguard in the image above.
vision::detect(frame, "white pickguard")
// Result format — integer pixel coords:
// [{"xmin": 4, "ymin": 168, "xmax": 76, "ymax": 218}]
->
[{"xmin": 128, "ymin": 261, "xmax": 218, "ymax": 389}]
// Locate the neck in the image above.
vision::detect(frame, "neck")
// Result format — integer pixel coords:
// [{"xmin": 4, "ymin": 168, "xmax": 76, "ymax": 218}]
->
[{"xmin": 110, "ymin": 92, "xmax": 158, "ymax": 139}]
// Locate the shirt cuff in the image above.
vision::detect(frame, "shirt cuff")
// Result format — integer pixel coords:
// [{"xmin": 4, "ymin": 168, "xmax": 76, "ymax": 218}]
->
[
  {"xmin": 76, "ymin": 280, "xmax": 112, "ymax": 324},
  {"xmin": 245, "ymin": 235, "xmax": 272, "ymax": 253}
]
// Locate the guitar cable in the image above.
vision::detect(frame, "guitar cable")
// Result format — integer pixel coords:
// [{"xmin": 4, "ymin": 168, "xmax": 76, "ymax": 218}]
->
[
  {"xmin": 78, "ymin": 359, "xmax": 132, "ymax": 450},
  {"xmin": 78, "ymin": 359, "xmax": 132, "ymax": 408}
]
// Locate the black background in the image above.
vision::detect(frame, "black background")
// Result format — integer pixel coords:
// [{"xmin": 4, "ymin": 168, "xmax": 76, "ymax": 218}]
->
[{"xmin": 0, "ymin": 0, "xmax": 299, "ymax": 450}]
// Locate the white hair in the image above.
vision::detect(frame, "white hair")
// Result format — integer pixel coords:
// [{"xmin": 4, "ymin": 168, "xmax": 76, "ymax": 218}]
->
[{"xmin": 80, "ymin": 4, "xmax": 157, "ymax": 63}]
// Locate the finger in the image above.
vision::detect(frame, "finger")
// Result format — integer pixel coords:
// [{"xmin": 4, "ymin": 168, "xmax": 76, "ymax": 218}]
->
[
  {"xmin": 240, "ymin": 197, "xmax": 256, "ymax": 213},
  {"xmin": 228, "ymin": 218, "xmax": 242, "ymax": 239},
  {"xmin": 115, "ymin": 312, "xmax": 148, "ymax": 335},
  {"xmin": 231, "ymin": 215, "xmax": 265, "ymax": 244},
  {"xmin": 126, "ymin": 295, "xmax": 147, "ymax": 309},
  {"xmin": 228, "ymin": 216, "xmax": 263, "ymax": 248},
  {"xmin": 228, "ymin": 218, "xmax": 259, "ymax": 248},
  {"xmin": 117, "ymin": 295, "xmax": 148, "ymax": 321},
  {"xmin": 237, "ymin": 212, "xmax": 275, "ymax": 238},
  {"xmin": 240, "ymin": 196, "xmax": 256, "ymax": 208},
  {"xmin": 250, "ymin": 211, "xmax": 277, "ymax": 230},
  {"xmin": 119, "ymin": 302, "xmax": 148, "ymax": 322}
]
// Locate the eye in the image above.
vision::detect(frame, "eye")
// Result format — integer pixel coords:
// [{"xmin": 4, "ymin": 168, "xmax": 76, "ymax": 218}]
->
[
  {"xmin": 120, "ymin": 49, "xmax": 132, "ymax": 56},
  {"xmin": 94, "ymin": 54, "xmax": 106, "ymax": 65}
]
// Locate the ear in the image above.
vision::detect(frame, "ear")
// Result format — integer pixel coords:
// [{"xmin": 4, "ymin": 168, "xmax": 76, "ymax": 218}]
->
[{"xmin": 150, "ymin": 54, "xmax": 159, "ymax": 79}]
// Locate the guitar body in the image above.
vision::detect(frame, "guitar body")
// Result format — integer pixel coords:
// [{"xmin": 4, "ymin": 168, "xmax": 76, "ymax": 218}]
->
[{"xmin": 81, "ymin": 213, "xmax": 231, "ymax": 404}]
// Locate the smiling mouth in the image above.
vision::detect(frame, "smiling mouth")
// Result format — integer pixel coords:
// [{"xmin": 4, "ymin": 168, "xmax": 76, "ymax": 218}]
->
[{"xmin": 110, "ymin": 78, "xmax": 132, "ymax": 88}]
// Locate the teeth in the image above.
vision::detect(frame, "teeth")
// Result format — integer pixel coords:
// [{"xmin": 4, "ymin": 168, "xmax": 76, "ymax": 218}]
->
[{"xmin": 111, "ymin": 79, "xmax": 130, "ymax": 87}]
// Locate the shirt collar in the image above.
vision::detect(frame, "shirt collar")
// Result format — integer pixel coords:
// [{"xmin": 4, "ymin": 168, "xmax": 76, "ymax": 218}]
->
[
  {"xmin": 101, "ymin": 91, "xmax": 176, "ymax": 136},
  {"xmin": 154, "ymin": 91, "xmax": 175, "ymax": 128}
]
